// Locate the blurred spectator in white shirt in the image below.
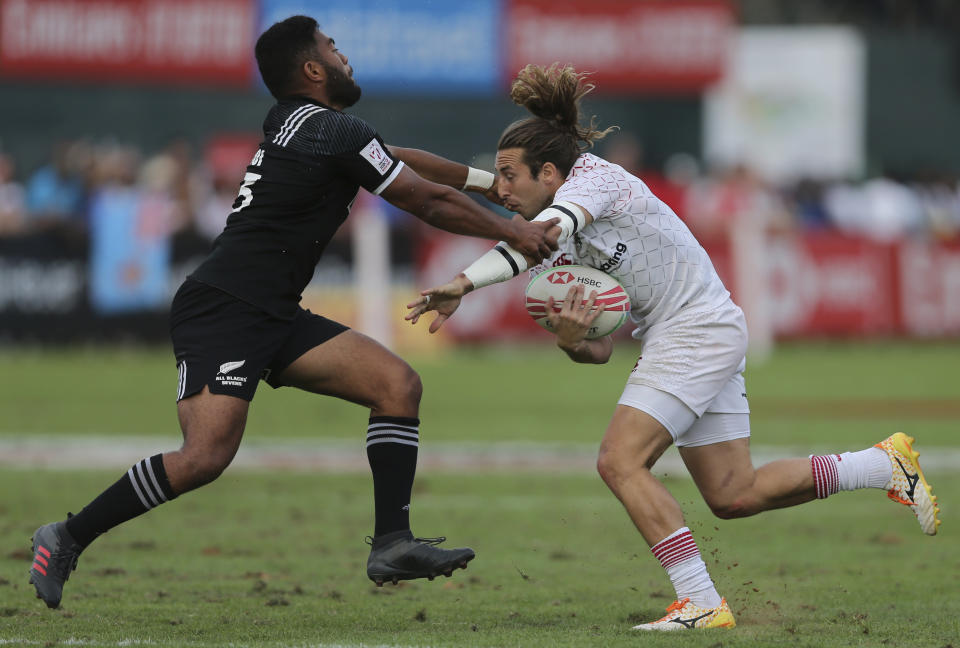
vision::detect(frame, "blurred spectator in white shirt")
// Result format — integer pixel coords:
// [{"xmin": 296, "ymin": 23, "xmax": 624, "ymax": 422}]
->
[{"xmin": 825, "ymin": 174, "xmax": 925, "ymax": 241}]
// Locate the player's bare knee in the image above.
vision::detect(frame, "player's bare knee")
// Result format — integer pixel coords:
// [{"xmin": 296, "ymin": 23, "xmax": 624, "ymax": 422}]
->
[
  {"xmin": 596, "ymin": 455, "xmax": 620, "ymax": 491},
  {"xmin": 405, "ymin": 368, "xmax": 423, "ymax": 405},
  {"xmin": 374, "ymin": 364, "xmax": 422, "ymax": 413},
  {"xmin": 707, "ymin": 496, "xmax": 757, "ymax": 520},
  {"xmin": 596, "ymin": 446, "xmax": 642, "ymax": 491},
  {"xmin": 179, "ymin": 449, "xmax": 233, "ymax": 490},
  {"xmin": 176, "ymin": 432, "xmax": 241, "ymax": 489}
]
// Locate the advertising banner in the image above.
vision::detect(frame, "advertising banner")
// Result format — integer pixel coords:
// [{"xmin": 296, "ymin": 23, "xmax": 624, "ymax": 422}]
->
[
  {"xmin": 259, "ymin": 0, "xmax": 501, "ymax": 95},
  {"xmin": 2, "ymin": 230, "xmax": 957, "ymax": 342},
  {"xmin": 709, "ymin": 234, "xmax": 900, "ymax": 337},
  {"xmin": 898, "ymin": 241, "xmax": 960, "ymax": 336},
  {"xmin": 89, "ymin": 188, "xmax": 173, "ymax": 314},
  {"xmin": 0, "ymin": 0, "xmax": 256, "ymax": 86},
  {"xmin": 505, "ymin": 0, "xmax": 733, "ymax": 93},
  {"xmin": 415, "ymin": 232, "xmax": 957, "ymax": 341},
  {"xmin": 704, "ymin": 27, "xmax": 866, "ymax": 183}
]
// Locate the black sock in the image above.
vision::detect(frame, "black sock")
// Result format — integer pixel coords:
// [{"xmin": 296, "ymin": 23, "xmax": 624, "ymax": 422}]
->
[
  {"xmin": 65, "ymin": 454, "xmax": 177, "ymax": 548},
  {"xmin": 366, "ymin": 416, "xmax": 419, "ymax": 537}
]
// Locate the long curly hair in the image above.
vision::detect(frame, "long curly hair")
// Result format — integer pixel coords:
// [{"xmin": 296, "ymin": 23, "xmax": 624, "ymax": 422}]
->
[{"xmin": 498, "ymin": 64, "xmax": 617, "ymax": 178}]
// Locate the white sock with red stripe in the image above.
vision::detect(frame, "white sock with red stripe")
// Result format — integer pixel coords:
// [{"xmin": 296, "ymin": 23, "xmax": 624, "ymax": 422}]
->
[
  {"xmin": 811, "ymin": 448, "xmax": 891, "ymax": 498},
  {"xmin": 651, "ymin": 527, "xmax": 722, "ymax": 609}
]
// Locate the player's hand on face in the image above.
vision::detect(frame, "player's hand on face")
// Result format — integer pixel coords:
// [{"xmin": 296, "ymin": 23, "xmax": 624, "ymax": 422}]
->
[
  {"xmin": 509, "ymin": 214, "xmax": 560, "ymax": 263},
  {"xmin": 405, "ymin": 276, "xmax": 470, "ymax": 333},
  {"xmin": 482, "ymin": 177, "xmax": 506, "ymax": 207},
  {"xmin": 546, "ymin": 284, "xmax": 606, "ymax": 347}
]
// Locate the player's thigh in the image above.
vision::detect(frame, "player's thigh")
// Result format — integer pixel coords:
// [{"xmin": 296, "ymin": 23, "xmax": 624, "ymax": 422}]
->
[
  {"xmin": 176, "ymin": 385, "xmax": 250, "ymax": 454},
  {"xmin": 599, "ymin": 402, "xmax": 675, "ymax": 473},
  {"xmin": 271, "ymin": 328, "xmax": 420, "ymax": 411}
]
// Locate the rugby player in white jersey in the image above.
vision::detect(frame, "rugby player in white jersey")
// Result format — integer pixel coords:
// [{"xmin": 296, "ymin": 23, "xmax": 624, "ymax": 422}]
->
[{"xmin": 402, "ymin": 64, "xmax": 941, "ymax": 631}]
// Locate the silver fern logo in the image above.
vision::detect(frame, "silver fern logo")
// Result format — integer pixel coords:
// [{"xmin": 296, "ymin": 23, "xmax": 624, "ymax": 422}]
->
[{"xmin": 218, "ymin": 360, "xmax": 246, "ymax": 375}]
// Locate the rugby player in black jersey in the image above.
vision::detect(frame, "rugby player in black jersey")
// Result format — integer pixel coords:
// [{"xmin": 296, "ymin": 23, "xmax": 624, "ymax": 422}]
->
[{"xmin": 28, "ymin": 15, "xmax": 559, "ymax": 609}]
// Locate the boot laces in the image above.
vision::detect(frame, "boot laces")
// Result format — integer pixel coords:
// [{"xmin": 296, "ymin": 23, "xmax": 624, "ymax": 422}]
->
[
  {"xmin": 656, "ymin": 598, "xmax": 690, "ymax": 621},
  {"xmin": 43, "ymin": 515, "xmax": 80, "ymax": 579},
  {"xmin": 49, "ymin": 548, "xmax": 80, "ymax": 578},
  {"xmin": 413, "ymin": 536, "xmax": 446, "ymax": 546}
]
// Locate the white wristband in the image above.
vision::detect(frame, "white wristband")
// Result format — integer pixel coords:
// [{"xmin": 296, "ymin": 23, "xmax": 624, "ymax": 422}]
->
[
  {"xmin": 462, "ymin": 242, "xmax": 529, "ymax": 290},
  {"xmin": 533, "ymin": 201, "xmax": 587, "ymax": 242},
  {"xmin": 463, "ymin": 167, "xmax": 495, "ymax": 191}
]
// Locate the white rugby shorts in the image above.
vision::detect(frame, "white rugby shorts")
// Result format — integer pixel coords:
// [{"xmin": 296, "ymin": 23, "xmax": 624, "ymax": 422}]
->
[{"xmin": 618, "ymin": 301, "xmax": 750, "ymax": 446}]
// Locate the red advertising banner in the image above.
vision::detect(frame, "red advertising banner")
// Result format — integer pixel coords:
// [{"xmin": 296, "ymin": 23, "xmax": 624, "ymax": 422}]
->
[
  {"xmin": 505, "ymin": 0, "xmax": 734, "ymax": 93},
  {"xmin": 0, "ymin": 0, "xmax": 255, "ymax": 86},
  {"xmin": 709, "ymin": 234, "xmax": 901, "ymax": 337},
  {"xmin": 416, "ymin": 232, "xmax": 959, "ymax": 341},
  {"xmin": 898, "ymin": 240, "xmax": 960, "ymax": 336}
]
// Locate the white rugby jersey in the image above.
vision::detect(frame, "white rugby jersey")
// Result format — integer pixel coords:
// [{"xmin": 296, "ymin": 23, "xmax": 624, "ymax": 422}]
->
[{"xmin": 530, "ymin": 153, "xmax": 733, "ymax": 338}]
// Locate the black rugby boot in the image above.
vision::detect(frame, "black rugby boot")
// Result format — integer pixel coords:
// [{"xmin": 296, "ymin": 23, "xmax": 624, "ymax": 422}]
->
[
  {"xmin": 366, "ymin": 530, "xmax": 475, "ymax": 586},
  {"xmin": 29, "ymin": 520, "xmax": 82, "ymax": 609}
]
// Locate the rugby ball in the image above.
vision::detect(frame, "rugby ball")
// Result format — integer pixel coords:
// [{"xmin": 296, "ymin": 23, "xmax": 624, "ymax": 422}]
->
[{"xmin": 525, "ymin": 265, "xmax": 630, "ymax": 339}]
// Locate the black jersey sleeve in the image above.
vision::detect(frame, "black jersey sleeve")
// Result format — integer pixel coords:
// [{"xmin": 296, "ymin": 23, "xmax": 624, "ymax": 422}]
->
[{"xmin": 312, "ymin": 111, "xmax": 403, "ymax": 196}]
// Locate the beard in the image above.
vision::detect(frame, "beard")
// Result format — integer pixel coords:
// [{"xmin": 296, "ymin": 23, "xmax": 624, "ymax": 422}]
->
[{"xmin": 323, "ymin": 61, "xmax": 362, "ymax": 108}]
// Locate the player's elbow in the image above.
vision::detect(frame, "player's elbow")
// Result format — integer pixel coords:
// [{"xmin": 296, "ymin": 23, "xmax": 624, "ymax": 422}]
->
[{"xmin": 592, "ymin": 337, "xmax": 614, "ymax": 364}]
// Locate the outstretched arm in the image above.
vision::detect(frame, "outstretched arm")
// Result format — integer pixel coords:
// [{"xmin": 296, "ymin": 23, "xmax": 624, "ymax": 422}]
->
[
  {"xmin": 379, "ymin": 165, "xmax": 556, "ymax": 261},
  {"xmin": 406, "ymin": 201, "xmax": 595, "ymax": 332},
  {"xmin": 458, "ymin": 201, "xmax": 593, "ymax": 291},
  {"xmin": 387, "ymin": 145, "xmax": 502, "ymax": 204}
]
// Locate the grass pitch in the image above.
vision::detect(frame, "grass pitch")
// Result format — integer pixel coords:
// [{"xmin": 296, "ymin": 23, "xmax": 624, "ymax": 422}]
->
[
  {"xmin": 1, "ymin": 340, "xmax": 957, "ymax": 448},
  {"xmin": 1, "ymin": 471, "xmax": 957, "ymax": 647},
  {"xmin": 0, "ymin": 340, "xmax": 958, "ymax": 647}
]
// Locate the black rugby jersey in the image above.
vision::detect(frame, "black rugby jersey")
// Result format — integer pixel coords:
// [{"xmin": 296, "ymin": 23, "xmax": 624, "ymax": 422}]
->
[{"xmin": 189, "ymin": 97, "xmax": 403, "ymax": 319}]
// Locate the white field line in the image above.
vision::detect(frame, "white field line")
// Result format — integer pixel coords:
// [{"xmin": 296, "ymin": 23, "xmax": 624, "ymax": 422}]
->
[{"xmin": 1, "ymin": 436, "xmax": 959, "ymax": 474}]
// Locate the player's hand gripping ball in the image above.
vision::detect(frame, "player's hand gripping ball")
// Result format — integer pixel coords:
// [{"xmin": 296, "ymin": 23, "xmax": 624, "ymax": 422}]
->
[{"xmin": 525, "ymin": 265, "xmax": 630, "ymax": 339}]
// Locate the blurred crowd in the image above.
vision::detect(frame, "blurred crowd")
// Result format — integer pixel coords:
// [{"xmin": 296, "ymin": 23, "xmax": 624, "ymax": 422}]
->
[
  {"xmin": 601, "ymin": 134, "xmax": 960, "ymax": 243},
  {"xmin": 1, "ymin": 135, "xmax": 959, "ymax": 248},
  {"xmin": 0, "ymin": 138, "xmax": 249, "ymax": 255}
]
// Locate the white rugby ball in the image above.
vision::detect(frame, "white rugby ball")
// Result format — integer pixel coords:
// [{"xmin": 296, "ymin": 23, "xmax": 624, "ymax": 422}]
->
[{"xmin": 525, "ymin": 265, "xmax": 631, "ymax": 339}]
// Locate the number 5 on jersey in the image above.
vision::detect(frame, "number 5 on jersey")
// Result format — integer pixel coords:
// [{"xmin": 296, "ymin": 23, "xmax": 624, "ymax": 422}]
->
[{"xmin": 232, "ymin": 172, "xmax": 262, "ymax": 213}]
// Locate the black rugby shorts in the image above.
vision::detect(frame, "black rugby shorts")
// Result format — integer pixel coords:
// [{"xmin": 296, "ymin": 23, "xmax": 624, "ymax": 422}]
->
[{"xmin": 169, "ymin": 279, "xmax": 348, "ymax": 402}]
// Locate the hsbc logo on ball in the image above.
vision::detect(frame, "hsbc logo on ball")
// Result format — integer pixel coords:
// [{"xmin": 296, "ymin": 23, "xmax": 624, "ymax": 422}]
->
[{"xmin": 547, "ymin": 271, "xmax": 574, "ymax": 284}]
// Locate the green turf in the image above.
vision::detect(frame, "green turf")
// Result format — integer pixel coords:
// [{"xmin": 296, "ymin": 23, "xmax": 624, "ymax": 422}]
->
[
  {"xmin": 0, "ymin": 470, "xmax": 957, "ymax": 647},
  {"xmin": 0, "ymin": 340, "xmax": 958, "ymax": 447},
  {"xmin": 0, "ymin": 340, "xmax": 957, "ymax": 646}
]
